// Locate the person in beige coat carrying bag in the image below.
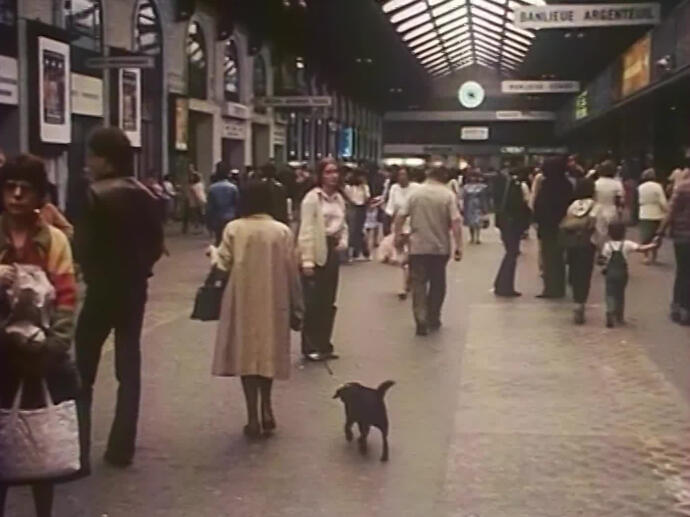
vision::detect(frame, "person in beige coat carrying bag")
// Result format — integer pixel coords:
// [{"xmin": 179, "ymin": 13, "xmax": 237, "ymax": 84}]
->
[
  {"xmin": 212, "ymin": 180, "xmax": 304, "ymax": 439},
  {"xmin": 298, "ymin": 158, "xmax": 348, "ymax": 362}
]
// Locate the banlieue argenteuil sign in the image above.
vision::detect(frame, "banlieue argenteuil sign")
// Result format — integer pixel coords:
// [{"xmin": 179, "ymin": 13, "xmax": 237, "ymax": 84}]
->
[{"xmin": 515, "ymin": 3, "xmax": 660, "ymax": 29}]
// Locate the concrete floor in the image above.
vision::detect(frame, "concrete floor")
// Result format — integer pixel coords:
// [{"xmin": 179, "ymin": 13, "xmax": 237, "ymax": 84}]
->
[{"xmin": 6, "ymin": 227, "xmax": 690, "ymax": 517}]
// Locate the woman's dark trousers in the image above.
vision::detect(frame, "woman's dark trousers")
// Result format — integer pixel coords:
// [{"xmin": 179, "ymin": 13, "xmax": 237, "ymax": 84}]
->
[
  {"xmin": 348, "ymin": 205, "xmax": 367, "ymax": 258},
  {"xmin": 302, "ymin": 239, "xmax": 339, "ymax": 356},
  {"xmin": 541, "ymin": 233, "xmax": 566, "ymax": 297},
  {"xmin": 568, "ymin": 244, "xmax": 596, "ymax": 304},
  {"xmin": 494, "ymin": 225, "xmax": 522, "ymax": 295}
]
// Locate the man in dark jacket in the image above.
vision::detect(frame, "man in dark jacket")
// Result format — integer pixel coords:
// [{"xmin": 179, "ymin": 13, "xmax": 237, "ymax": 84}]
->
[
  {"xmin": 260, "ymin": 162, "xmax": 289, "ymax": 225},
  {"xmin": 75, "ymin": 127, "xmax": 164, "ymax": 469},
  {"xmin": 207, "ymin": 161, "xmax": 240, "ymax": 244}
]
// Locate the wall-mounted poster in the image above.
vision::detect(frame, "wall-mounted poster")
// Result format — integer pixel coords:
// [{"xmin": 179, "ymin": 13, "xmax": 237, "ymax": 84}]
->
[
  {"xmin": 39, "ymin": 37, "xmax": 70, "ymax": 143},
  {"xmin": 621, "ymin": 34, "xmax": 651, "ymax": 98},
  {"xmin": 174, "ymin": 97, "xmax": 188, "ymax": 151},
  {"xmin": 119, "ymin": 68, "xmax": 141, "ymax": 147}
]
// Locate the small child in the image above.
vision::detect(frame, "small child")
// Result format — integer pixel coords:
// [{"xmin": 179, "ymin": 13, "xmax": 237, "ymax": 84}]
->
[{"xmin": 601, "ymin": 221, "xmax": 658, "ymax": 328}]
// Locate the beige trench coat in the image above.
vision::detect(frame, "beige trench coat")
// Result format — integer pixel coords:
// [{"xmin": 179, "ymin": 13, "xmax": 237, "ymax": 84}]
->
[{"xmin": 212, "ymin": 215, "xmax": 304, "ymax": 379}]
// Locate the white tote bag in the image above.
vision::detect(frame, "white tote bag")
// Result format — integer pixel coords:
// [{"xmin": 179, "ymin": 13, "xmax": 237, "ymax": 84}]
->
[{"xmin": 0, "ymin": 381, "xmax": 80, "ymax": 482}]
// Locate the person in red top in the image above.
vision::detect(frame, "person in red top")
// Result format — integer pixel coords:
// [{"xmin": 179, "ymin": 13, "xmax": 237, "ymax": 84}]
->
[{"xmin": 0, "ymin": 154, "xmax": 79, "ymax": 517}]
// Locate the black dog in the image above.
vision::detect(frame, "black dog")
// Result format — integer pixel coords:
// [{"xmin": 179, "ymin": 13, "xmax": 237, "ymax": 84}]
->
[{"xmin": 333, "ymin": 380, "xmax": 395, "ymax": 462}]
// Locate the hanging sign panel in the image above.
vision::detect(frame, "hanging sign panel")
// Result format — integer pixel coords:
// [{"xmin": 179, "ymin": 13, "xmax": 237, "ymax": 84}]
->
[
  {"xmin": 0, "ymin": 56, "xmax": 18, "ymax": 106},
  {"xmin": 71, "ymin": 73, "xmax": 103, "ymax": 117},
  {"xmin": 257, "ymin": 96, "xmax": 333, "ymax": 108},
  {"xmin": 515, "ymin": 3, "xmax": 660, "ymax": 29},
  {"xmin": 461, "ymin": 127, "xmax": 489, "ymax": 141},
  {"xmin": 501, "ymin": 80, "xmax": 580, "ymax": 94},
  {"xmin": 119, "ymin": 68, "xmax": 141, "ymax": 147},
  {"xmin": 39, "ymin": 37, "xmax": 71, "ymax": 144},
  {"xmin": 621, "ymin": 34, "xmax": 651, "ymax": 97},
  {"xmin": 174, "ymin": 97, "xmax": 188, "ymax": 151}
]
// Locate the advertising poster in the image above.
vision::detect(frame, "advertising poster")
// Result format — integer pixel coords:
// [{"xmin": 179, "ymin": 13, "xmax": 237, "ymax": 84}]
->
[
  {"xmin": 38, "ymin": 37, "xmax": 70, "ymax": 143},
  {"xmin": 175, "ymin": 97, "xmax": 189, "ymax": 151},
  {"xmin": 621, "ymin": 34, "xmax": 651, "ymax": 98},
  {"xmin": 119, "ymin": 68, "xmax": 141, "ymax": 147}
]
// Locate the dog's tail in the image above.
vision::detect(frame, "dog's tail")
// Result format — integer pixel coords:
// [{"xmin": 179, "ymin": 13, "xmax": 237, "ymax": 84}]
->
[{"xmin": 377, "ymin": 380, "xmax": 395, "ymax": 398}]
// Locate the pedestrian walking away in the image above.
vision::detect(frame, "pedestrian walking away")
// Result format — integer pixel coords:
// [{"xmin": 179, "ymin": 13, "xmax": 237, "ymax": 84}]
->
[
  {"xmin": 74, "ymin": 127, "xmax": 164, "ymax": 470},
  {"xmin": 211, "ymin": 180, "xmax": 303, "ymax": 438},
  {"xmin": 206, "ymin": 162, "xmax": 240, "ymax": 245},
  {"xmin": 298, "ymin": 158, "xmax": 348, "ymax": 361},
  {"xmin": 394, "ymin": 166, "xmax": 463, "ymax": 337}
]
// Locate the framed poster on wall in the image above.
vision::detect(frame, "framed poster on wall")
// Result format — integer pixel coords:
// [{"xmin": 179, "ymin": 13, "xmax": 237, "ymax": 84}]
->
[
  {"xmin": 119, "ymin": 68, "xmax": 141, "ymax": 147},
  {"xmin": 38, "ymin": 37, "xmax": 70, "ymax": 143},
  {"xmin": 174, "ymin": 97, "xmax": 188, "ymax": 151}
]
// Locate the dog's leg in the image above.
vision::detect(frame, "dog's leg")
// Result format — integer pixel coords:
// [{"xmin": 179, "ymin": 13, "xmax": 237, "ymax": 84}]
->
[
  {"xmin": 357, "ymin": 423, "xmax": 370, "ymax": 455},
  {"xmin": 345, "ymin": 419, "xmax": 354, "ymax": 442},
  {"xmin": 380, "ymin": 427, "xmax": 389, "ymax": 462}
]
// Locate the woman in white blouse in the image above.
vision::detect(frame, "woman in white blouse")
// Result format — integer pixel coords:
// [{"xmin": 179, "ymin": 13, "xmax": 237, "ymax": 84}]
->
[
  {"xmin": 385, "ymin": 167, "xmax": 419, "ymax": 299},
  {"xmin": 297, "ymin": 158, "xmax": 348, "ymax": 361},
  {"xmin": 637, "ymin": 168, "xmax": 668, "ymax": 264},
  {"xmin": 594, "ymin": 160, "xmax": 625, "ymax": 249}
]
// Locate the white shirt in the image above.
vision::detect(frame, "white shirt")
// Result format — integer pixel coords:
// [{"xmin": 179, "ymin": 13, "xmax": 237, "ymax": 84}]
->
[
  {"xmin": 344, "ymin": 184, "xmax": 370, "ymax": 206},
  {"xmin": 602, "ymin": 240, "xmax": 639, "ymax": 261},
  {"xmin": 594, "ymin": 177, "xmax": 624, "ymax": 212},
  {"xmin": 318, "ymin": 188, "xmax": 347, "ymax": 236},
  {"xmin": 638, "ymin": 181, "xmax": 668, "ymax": 221},
  {"xmin": 386, "ymin": 182, "xmax": 419, "ymax": 233}
]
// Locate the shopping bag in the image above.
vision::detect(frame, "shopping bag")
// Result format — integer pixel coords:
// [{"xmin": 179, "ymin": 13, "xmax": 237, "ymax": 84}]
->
[
  {"xmin": 0, "ymin": 381, "xmax": 80, "ymax": 482},
  {"xmin": 191, "ymin": 266, "xmax": 227, "ymax": 321}
]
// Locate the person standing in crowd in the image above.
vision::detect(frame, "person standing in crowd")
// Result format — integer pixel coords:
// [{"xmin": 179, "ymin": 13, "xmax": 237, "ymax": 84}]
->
[
  {"xmin": 637, "ymin": 168, "xmax": 668, "ymax": 265},
  {"xmin": 394, "ymin": 167, "xmax": 463, "ymax": 336},
  {"xmin": 344, "ymin": 169, "xmax": 370, "ymax": 261},
  {"xmin": 655, "ymin": 164, "xmax": 690, "ymax": 326},
  {"xmin": 206, "ymin": 162, "xmax": 240, "ymax": 245},
  {"xmin": 493, "ymin": 167, "xmax": 531, "ymax": 297},
  {"xmin": 593, "ymin": 160, "xmax": 624, "ymax": 250},
  {"xmin": 566, "ymin": 154, "xmax": 585, "ymax": 186},
  {"xmin": 298, "ymin": 158, "xmax": 348, "ymax": 361},
  {"xmin": 667, "ymin": 164, "xmax": 689, "ymax": 197},
  {"xmin": 74, "ymin": 127, "xmax": 164, "ymax": 469},
  {"xmin": 40, "ymin": 189, "xmax": 74, "ymax": 240},
  {"xmin": 162, "ymin": 174, "xmax": 178, "ymax": 221},
  {"xmin": 385, "ymin": 167, "xmax": 419, "ymax": 299},
  {"xmin": 183, "ymin": 167, "xmax": 206, "ymax": 234},
  {"xmin": 562, "ymin": 179, "xmax": 599, "ymax": 324},
  {"xmin": 291, "ymin": 165, "xmax": 315, "ymax": 234},
  {"xmin": 259, "ymin": 163, "xmax": 289, "ymax": 225},
  {"xmin": 0, "ymin": 155, "xmax": 79, "ymax": 517},
  {"xmin": 212, "ymin": 180, "xmax": 303, "ymax": 438},
  {"xmin": 534, "ymin": 157, "xmax": 573, "ymax": 299},
  {"xmin": 463, "ymin": 169, "xmax": 489, "ymax": 245}
]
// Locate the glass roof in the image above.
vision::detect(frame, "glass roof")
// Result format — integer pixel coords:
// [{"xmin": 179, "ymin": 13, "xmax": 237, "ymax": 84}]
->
[{"xmin": 380, "ymin": 0, "xmax": 545, "ymax": 76}]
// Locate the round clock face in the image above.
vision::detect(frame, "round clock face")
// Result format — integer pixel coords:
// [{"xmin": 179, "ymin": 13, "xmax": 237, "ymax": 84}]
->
[{"xmin": 458, "ymin": 81, "xmax": 485, "ymax": 109}]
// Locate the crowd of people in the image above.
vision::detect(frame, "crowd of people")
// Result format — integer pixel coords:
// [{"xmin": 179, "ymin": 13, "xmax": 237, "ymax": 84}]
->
[{"xmin": 0, "ymin": 132, "xmax": 689, "ymax": 516}]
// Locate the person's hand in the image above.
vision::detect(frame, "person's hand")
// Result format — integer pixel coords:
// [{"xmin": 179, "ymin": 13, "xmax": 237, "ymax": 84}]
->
[
  {"xmin": 454, "ymin": 249, "xmax": 463, "ymax": 262},
  {"xmin": 0, "ymin": 265, "xmax": 16, "ymax": 287},
  {"xmin": 302, "ymin": 266, "xmax": 315, "ymax": 277}
]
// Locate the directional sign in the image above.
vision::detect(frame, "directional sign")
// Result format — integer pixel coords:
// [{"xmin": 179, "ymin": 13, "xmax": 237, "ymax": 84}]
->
[
  {"xmin": 515, "ymin": 3, "xmax": 660, "ymax": 29},
  {"xmin": 502, "ymin": 80, "xmax": 580, "ymax": 94},
  {"xmin": 85, "ymin": 55, "xmax": 155, "ymax": 69},
  {"xmin": 256, "ymin": 96, "xmax": 332, "ymax": 108}
]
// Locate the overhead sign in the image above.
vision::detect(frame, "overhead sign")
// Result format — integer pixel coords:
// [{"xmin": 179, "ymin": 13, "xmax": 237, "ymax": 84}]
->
[
  {"xmin": 174, "ymin": 98, "xmax": 188, "ymax": 151},
  {"xmin": 575, "ymin": 90, "xmax": 588, "ymax": 120},
  {"xmin": 0, "ymin": 56, "xmax": 18, "ymax": 106},
  {"xmin": 256, "ymin": 96, "xmax": 332, "ymax": 108},
  {"xmin": 119, "ymin": 68, "xmax": 141, "ymax": 147},
  {"xmin": 85, "ymin": 55, "xmax": 155, "ymax": 69},
  {"xmin": 71, "ymin": 73, "xmax": 103, "ymax": 117},
  {"xmin": 621, "ymin": 34, "xmax": 651, "ymax": 97},
  {"xmin": 223, "ymin": 101, "xmax": 250, "ymax": 120},
  {"xmin": 515, "ymin": 3, "xmax": 661, "ymax": 29},
  {"xmin": 501, "ymin": 80, "xmax": 580, "ymax": 94},
  {"xmin": 461, "ymin": 127, "xmax": 489, "ymax": 141},
  {"xmin": 222, "ymin": 119, "xmax": 246, "ymax": 140},
  {"xmin": 501, "ymin": 146, "xmax": 526, "ymax": 154}
]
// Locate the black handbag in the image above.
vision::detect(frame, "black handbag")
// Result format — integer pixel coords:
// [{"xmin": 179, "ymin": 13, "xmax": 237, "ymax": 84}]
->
[{"xmin": 191, "ymin": 266, "xmax": 228, "ymax": 321}]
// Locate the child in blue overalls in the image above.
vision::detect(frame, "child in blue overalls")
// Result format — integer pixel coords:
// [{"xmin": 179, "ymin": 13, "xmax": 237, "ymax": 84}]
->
[{"xmin": 601, "ymin": 221, "xmax": 659, "ymax": 328}]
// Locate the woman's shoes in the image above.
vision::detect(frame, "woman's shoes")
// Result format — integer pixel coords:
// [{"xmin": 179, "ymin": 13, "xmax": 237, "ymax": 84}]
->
[
  {"xmin": 244, "ymin": 423, "xmax": 262, "ymax": 439},
  {"xmin": 574, "ymin": 305, "xmax": 585, "ymax": 325},
  {"xmin": 261, "ymin": 411, "xmax": 276, "ymax": 435}
]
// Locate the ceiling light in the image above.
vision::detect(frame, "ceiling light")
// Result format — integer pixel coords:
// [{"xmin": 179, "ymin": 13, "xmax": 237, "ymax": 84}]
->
[{"xmin": 396, "ymin": 12, "xmax": 431, "ymax": 32}]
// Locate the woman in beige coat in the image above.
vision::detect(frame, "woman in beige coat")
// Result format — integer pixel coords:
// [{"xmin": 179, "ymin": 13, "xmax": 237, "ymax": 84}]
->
[{"xmin": 212, "ymin": 180, "xmax": 304, "ymax": 438}]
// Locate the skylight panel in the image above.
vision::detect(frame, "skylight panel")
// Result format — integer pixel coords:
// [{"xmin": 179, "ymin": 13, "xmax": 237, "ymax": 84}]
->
[
  {"xmin": 502, "ymin": 36, "xmax": 529, "ymax": 52},
  {"xmin": 474, "ymin": 31, "xmax": 501, "ymax": 47},
  {"xmin": 445, "ymin": 40, "xmax": 472, "ymax": 54},
  {"xmin": 382, "ymin": 0, "xmax": 418, "ymax": 14},
  {"xmin": 412, "ymin": 37, "xmax": 442, "ymax": 54},
  {"xmin": 402, "ymin": 22, "xmax": 435, "ymax": 40},
  {"xmin": 432, "ymin": 0, "xmax": 465, "ymax": 17},
  {"xmin": 505, "ymin": 22, "xmax": 534, "ymax": 38},
  {"xmin": 396, "ymin": 12, "xmax": 432, "ymax": 32},
  {"xmin": 408, "ymin": 31, "xmax": 438, "ymax": 49},
  {"xmin": 472, "ymin": 15, "xmax": 503, "ymax": 33},
  {"xmin": 417, "ymin": 45, "xmax": 445, "ymax": 60},
  {"xmin": 390, "ymin": 2, "xmax": 427, "ymax": 24},
  {"xmin": 473, "ymin": 24, "xmax": 502, "ymax": 41},
  {"xmin": 440, "ymin": 26, "xmax": 470, "ymax": 41},
  {"xmin": 422, "ymin": 54, "xmax": 448, "ymax": 68},
  {"xmin": 470, "ymin": 0, "xmax": 505, "ymax": 17},
  {"xmin": 436, "ymin": 8, "xmax": 467, "ymax": 27},
  {"xmin": 504, "ymin": 30, "xmax": 532, "ymax": 47},
  {"xmin": 471, "ymin": 6, "xmax": 504, "ymax": 25},
  {"xmin": 437, "ymin": 16, "xmax": 469, "ymax": 35},
  {"xmin": 501, "ymin": 44, "xmax": 527, "ymax": 59}
]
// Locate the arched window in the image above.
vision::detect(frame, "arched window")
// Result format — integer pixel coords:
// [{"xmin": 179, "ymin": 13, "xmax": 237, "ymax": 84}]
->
[
  {"xmin": 224, "ymin": 39, "xmax": 239, "ymax": 102},
  {"xmin": 187, "ymin": 21, "xmax": 207, "ymax": 100},
  {"xmin": 63, "ymin": 0, "xmax": 102, "ymax": 51},
  {"xmin": 134, "ymin": 0, "xmax": 162, "ymax": 56}
]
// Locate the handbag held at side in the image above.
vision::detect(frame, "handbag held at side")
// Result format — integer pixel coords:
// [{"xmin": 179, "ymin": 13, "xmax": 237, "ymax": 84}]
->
[
  {"xmin": 191, "ymin": 266, "xmax": 228, "ymax": 322},
  {"xmin": 0, "ymin": 380, "xmax": 80, "ymax": 483}
]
